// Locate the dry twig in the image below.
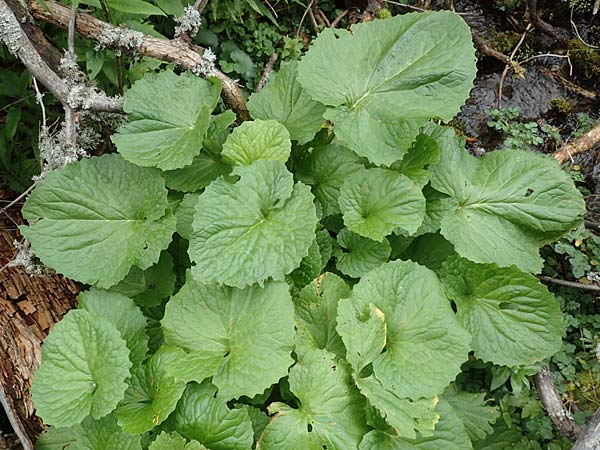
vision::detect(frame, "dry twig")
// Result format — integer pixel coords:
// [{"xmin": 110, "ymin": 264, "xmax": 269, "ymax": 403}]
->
[
  {"xmin": 498, "ymin": 25, "xmax": 531, "ymax": 108},
  {"xmin": 331, "ymin": 9, "xmax": 348, "ymax": 27},
  {"xmin": 257, "ymin": 52, "xmax": 278, "ymax": 92},
  {"xmin": 553, "ymin": 121, "xmax": 600, "ymax": 164},
  {"xmin": 539, "ymin": 276, "xmax": 600, "ymax": 293}
]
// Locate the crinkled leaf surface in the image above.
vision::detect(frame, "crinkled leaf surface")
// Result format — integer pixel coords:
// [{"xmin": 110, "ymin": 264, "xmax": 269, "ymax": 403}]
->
[
  {"xmin": 359, "ymin": 399, "xmax": 472, "ymax": 450},
  {"xmin": 443, "ymin": 384, "xmax": 499, "ymax": 442},
  {"xmin": 149, "ymin": 432, "xmax": 205, "ymax": 450},
  {"xmin": 401, "ymin": 232, "xmax": 455, "ymax": 272},
  {"xmin": 258, "ymin": 349, "xmax": 367, "ymax": 450},
  {"xmin": 31, "ymin": 310, "xmax": 132, "ymax": 427},
  {"xmin": 36, "ymin": 415, "xmax": 141, "ymax": 450},
  {"xmin": 296, "ymin": 144, "xmax": 363, "ymax": 216},
  {"xmin": 335, "ymin": 227, "xmax": 391, "ymax": 278},
  {"xmin": 148, "ymin": 345, "xmax": 216, "ymax": 385},
  {"xmin": 337, "ymin": 260, "xmax": 471, "ymax": 399},
  {"xmin": 21, "ymin": 154, "xmax": 176, "ymax": 288},
  {"xmin": 288, "ymin": 238, "xmax": 322, "ymax": 289},
  {"xmin": 339, "ymin": 168, "xmax": 425, "ymax": 241},
  {"xmin": 293, "ymin": 273, "xmax": 351, "ymax": 359},
  {"xmin": 175, "ymin": 192, "xmax": 201, "ymax": 240},
  {"xmin": 189, "ymin": 160, "xmax": 317, "ymax": 287},
  {"xmin": 297, "ymin": 12, "xmax": 476, "ymax": 166},
  {"xmin": 112, "ymin": 70, "xmax": 221, "ymax": 170},
  {"xmin": 222, "ymin": 119, "xmax": 291, "ymax": 165},
  {"xmin": 390, "ymin": 134, "xmax": 440, "ymax": 188},
  {"xmin": 115, "ymin": 350, "xmax": 187, "ymax": 433},
  {"xmin": 110, "ymin": 251, "xmax": 176, "ymax": 307},
  {"xmin": 78, "ymin": 289, "xmax": 148, "ymax": 366},
  {"xmin": 248, "ymin": 61, "xmax": 326, "ymax": 144},
  {"xmin": 168, "ymin": 381, "xmax": 254, "ymax": 450},
  {"xmin": 440, "ymin": 256, "xmax": 563, "ymax": 366},
  {"xmin": 429, "ymin": 126, "xmax": 585, "ymax": 272},
  {"xmin": 162, "ymin": 274, "xmax": 295, "ymax": 399}
]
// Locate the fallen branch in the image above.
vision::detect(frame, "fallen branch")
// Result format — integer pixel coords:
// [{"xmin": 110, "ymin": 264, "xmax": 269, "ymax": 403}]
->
[
  {"xmin": 527, "ymin": 0, "xmax": 569, "ymax": 44},
  {"xmin": 27, "ymin": 0, "xmax": 250, "ymax": 120},
  {"xmin": 533, "ymin": 364, "xmax": 582, "ymax": 441},
  {"xmin": 553, "ymin": 121, "xmax": 600, "ymax": 164},
  {"xmin": 572, "ymin": 407, "xmax": 600, "ymax": 450},
  {"xmin": 539, "ymin": 276, "xmax": 600, "ymax": 293},
  {"xmin": 472, "ymin": 34, "xmax": 513, "ymax": 66},
  {"xmin": 256, "ymin": 52, "xmax": 278, "ymax": 92}
]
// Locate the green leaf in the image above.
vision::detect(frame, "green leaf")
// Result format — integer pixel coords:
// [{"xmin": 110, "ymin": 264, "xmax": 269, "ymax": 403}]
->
[
  {"xmin": 339, "ymin": 168, "xmax": 425, "ymax": 241},
  {"xmin": 110, "ymin": 251, "xmax": 176, "ymax": 307},
  {"xmin": 428, "ymin": 126, "xmax": 585, "ymax": 273},
  {"xmin": 413, "ymin": 186, "xmax": 455, "ymax": 238},
  {"xmin": 401, "ymin": 232, "xmax": 455, "ymax": 272},
  {"xmin": 175, "ymin": 192, "xmax": 201, "ymax": 240},
  {"xmin": 78, "ymin": 289, "xmax": 148, "ymax": 366},
  {"xmin": 293, "ymin": 273, "xmax": 351, "ymax": 359},
  {"xmin": 31, "ymin": 310, "xmax": 132, "ymax": 427},
  {"xmin": 236, "ymin": 404, "xmax": 270, "ymax": 443},
  {"xmin": 473, "ymin": 423, "xmax": 533, "ymax": 450},
  {"xmin": 336, "ymin": 260, "xmax": 471, "ymax": 399},
  {"xmin": 248, "ymin": 61, "xmax": 326, "ymax": 144},
  {"xmin": 169, "ymin": 381, "xmax": 254, "ymax": 450},
  {"xmin": 390, "ymin": 134, "xmax": 440, "ymax": 188},
  {"xmin": 162, "ymin": 111, "xmax": 235, "ymax": 192},
  {"xmin": 21, "ymin": 154, "xmax": 176, "ymax": 288},
  {"xmin": 296, "ymin": 143, "xmax": 363, "ymax": 217},
  {"xmin": 106, "ymin": 0, "xmax": 165, "ymax": 14},
  {"xmin": 162, "ymin": 274, "xmax": 295, "ymax": 399},
  {"xmin": 35, "ymin": 416, "xmax": 141, "ymax": 450},
  {"xmin": 153, "ymin": 0, "xmax": 183, "ymax": 15},
  {"xmin": 440, "ymin": 256, "xmax": 564, "ymax": 366},
  {"xmin": 112, "ymin": 70, "xmax": 220, "ymax": 170},
  {"xmin": 149, "ymin": 432, "xmax": 205, "ymax": 450},
  {"xmin": 297, "ymin": 12, "xmax": 476, "ymax": 166},
  {"xmin": 189, "ymin": 160, "xmax": 318, "ymax": 287},
  {"xmin": 258, "ymin": 349, "xmax": 368, "ymax": 450},
  {"xmin": 335, "ymin": 228, "xmax": 391, "ymax": 278},
  {"xmin": 359, "ymin": 399, "xmax": 472, "ymax": 450},
  {"xmin": 4, "ymin": 106, "xmax": 21, "ymax": 141},
  {"xmin": 288, "ymin": 238, "xmax": 322, "ymax": 289},
  {"xmin": 443, "ymin": 384, "xmax": 500, "ymax": 442},
  {"xmin": 222, "ymin": 119, "xmax": 291, "ymax": 165},
  {"xmin": 115, "ymin": 350, "xmax": 187, "ymax": 433}
]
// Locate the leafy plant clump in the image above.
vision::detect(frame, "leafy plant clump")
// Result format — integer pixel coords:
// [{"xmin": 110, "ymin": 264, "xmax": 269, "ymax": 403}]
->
[{"xmin": 27, "ymin": 11, "xmax": 586, "ymax": 450}]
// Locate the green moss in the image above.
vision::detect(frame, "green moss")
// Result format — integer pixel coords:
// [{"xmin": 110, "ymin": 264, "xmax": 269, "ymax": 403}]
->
[
  {"xmin": 568, "ymin": 39, "xmax": 600, "ymax": 85},
  {"xmin": 494, "ymin": 0, "xmax": 524, "ymax": 12},
  {"xmin": 550, "ymin": 97, "xmax": 572, "ymax": 114},
  {"xmin": 490, "ymin": 31, "xmax": 521, "ymax": 55}
]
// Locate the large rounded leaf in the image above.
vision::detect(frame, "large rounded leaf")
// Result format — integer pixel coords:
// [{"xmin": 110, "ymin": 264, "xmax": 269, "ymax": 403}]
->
[
  {"xmin": 221, "ymin": 119, "xmax": 291, "ymax": 166},
  {"xmin": 20, "ymin": 154, "xmax": 176, "ymax": 288},
  {"xmin": 440, "ymin": 256, "xmax": 564, "ymax": 366},
  {"xmin": 189, "ymin": 160, "xmax": 317, "ymax": 287},
  {"xmin": 31, "ymin": 310, "xmax": 132, "ymax": 427},
  {"xmin": 112, "ymin": 70, "xmax": 221, "ymax": 170},
  {"xmin": 162, "ymin": 274, "xmax": 296, "ymax": 399},
  {"xmin": 337, "ymin": 260, "xmax": 471, "ymax": 399}
]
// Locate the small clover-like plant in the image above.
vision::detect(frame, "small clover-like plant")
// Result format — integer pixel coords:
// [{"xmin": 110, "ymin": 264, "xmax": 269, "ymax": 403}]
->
[{"xmin": 27, "ymin": 11, "xmax": 584, "ymax": 450}]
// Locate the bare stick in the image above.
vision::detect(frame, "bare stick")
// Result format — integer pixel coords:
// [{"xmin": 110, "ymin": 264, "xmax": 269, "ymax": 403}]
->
[
  {"xmin": 472, "ymin": 34, "xmax": 512, "ymax": 65},
  {"xmin": 553, "ymin": 121, "xmax": 600, "ymax": 164},
  {"xmin": 307, "ymin": 6, "xmax": 320, "ymax": 34},
  {"xmin": 193, "ymin": 0, "xmax": 209, "ymax": 14},
  {"xmin": 539, "ymin": 276, "xmax": 600, "ymax": 292},
  {"xmin": 317, "ymin": 9, "xmax": 330, "ymax": 27},
  {"xmin": 0, "ymin": 185, "xmax": 35, "ymax": 219},
  {"xmin": 498, "ymin": 26, "xmax": 530, "ymax": 108},
  {"xmin": 573, "ymin": 408, "xmax": 600, "ymax": 450},
  {"xmin": 297, "ymin": 0, "xmax": 315, "ymax": 38},
  {"xmin": 519, "ymin": 53, "xmax": 573, "ymax": 76},
  {"xmin": 534, "ymin": 365, "xmax": 581, "ymax": 441},
  {"xmin": 257, "ymin": 52, "xmax": 278, "ymax": 92},
  {"xmin": 571, "ymin": 6, "xmax": 599, "ymax": 49},
  {"xmin": 65, "ymin": 2, "xmax": 77, "ymax": 151},
  {"xmin": 331, "ymin": 9, "xmax": 348, "ymax": 28},
  {"xmin": 382, "ymin": 0, "xmax": 426, "ymax": 11},
  {"xmin": 27, "ymin": 0, "xmax": 250, "ymax": 120}
]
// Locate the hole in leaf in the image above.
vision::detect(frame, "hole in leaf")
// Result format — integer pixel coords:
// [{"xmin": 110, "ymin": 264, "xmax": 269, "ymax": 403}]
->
[
  {"xmin": 498, "ymin": 302, "xmax": 517, "ymax": 311},
  {"xmin": 358, "ymin": 363, "xmax": 373, "ymax": 379},
  {"xmin": 322, "ymin": 445, "xmax": 328, "ymax": 449},
  {"xmin": 307, "ymin": 423, "xmax": 313, "ymax": 432},
  {"xmin": 525, "ymin": 188, "xmax": 534, "ymax": 197}
]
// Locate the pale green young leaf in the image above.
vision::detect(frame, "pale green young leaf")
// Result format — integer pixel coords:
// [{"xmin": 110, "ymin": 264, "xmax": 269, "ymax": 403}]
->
[
  {"xmin": 162, "ymin": 274, "xmax": 295, "ymax": 399},
  {"xmin": 337, "ymin": 260, "xmax": 471, "ymax": 399},
  {"xmin": 339, "ymin": 168, "xmax": 425, "ymax": 241},
  {"xmin": 21, "ymin": 154, "xmax": 176, "ymax": 288},
  {"xmin": 335, "ymin": 228, "xmax": 391, "ymax": 278},
  {"xmin": 169, "ymin": 381, "xmax": 254, "ymax": 450},
  {"xmin": 115, "ymin": 350, "xmax": 187, "ymax": 433},
  {"xmin": 443, "ymin": 384, "xmax": 500, "ymax": 442},
  {"xmin": 258, "ymin": 349, "xmax": 368, "ymax": 450},
  {"xmin": 35, "ymin": 426, "xmax": 79, "ymax": 450},
  {"xmin": 296, "ymin": 144, "xmax": 363, "ymax": 216},
  {"xmin": 293, "ymin": 272, "xmax": 351, "ymax": 359},
  {"xmin": 31, "ymin": 310, "xmax": 132, "ymax": 427},
  {"xmin": 189, "ymin": 160, "xmax": 317, "ymax": 287},
  {"xmin": 112, "ymin": 70, "xmax": 221, "ymax": 170},
  {"xmin": 222, "ymin": 119, "xmax": 291, "ymax": 165},
  {"xmin": 297, "ymin": 12, "xmax": 476, "ymax": 166},
  {"xmin": 248, "ymin": 61, "xmax": 326, "ymax": 144},
  {"xmin": 149, "ymin": 432, "xmax": 205, "ymax": 450},
  {"xmin": 78, "ymin": 289, "xmax": 148, "ymax": 366},
  {"xmin": 440, "ymin": 256, "xmax": 564, "ymax": 366},
  {"xmin": 106, "ymin": 0, "xmax": 165, "ymax": 15},
  {"xmin": 148, "ymin": 345, "xmax": 219, "ymax": 385},
  {"xmin": 359, "ymin": 399, "xmax": 472, "ymax": 450},
  {"xmin": 110, "ymin": 251, "xmax": 176, "ymax": 307},
  {"xmin": 428, "ymin": 126, "xmax": 585, "ymax": 272}
]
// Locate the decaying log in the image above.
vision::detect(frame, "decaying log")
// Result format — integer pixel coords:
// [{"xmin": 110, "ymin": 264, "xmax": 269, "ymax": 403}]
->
[{"xmin": 0, "ymin": 222, "xmax": 79, "ymax": 449}]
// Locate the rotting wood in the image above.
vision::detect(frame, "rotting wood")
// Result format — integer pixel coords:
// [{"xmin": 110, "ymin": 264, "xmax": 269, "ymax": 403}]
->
[
  {"xmin": 26, "ymin": 0, "xmax": 250, "ymax": 120},
  {"xmin": 533, "ymin": 364, "xmax": 582, "ymax": 441},
  {"xmin": 0, "ymin": 217, "xmax": 79, "ymax": 449}
]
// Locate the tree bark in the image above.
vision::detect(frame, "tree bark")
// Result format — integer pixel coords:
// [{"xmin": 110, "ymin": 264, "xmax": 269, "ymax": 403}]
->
[
  {"xmin": 572, "ymin": 408, "xmax": 600, "ymax": 450},
  {"xmin": 0, "ymin": 219, "xmax": 79, "ymax": 449}
]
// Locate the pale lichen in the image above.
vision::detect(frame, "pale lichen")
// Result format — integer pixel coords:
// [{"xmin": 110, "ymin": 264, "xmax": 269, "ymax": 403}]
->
[
  {"xmin": 0, "ymin": 7, "xmax": 22, "ymax": 54},
  {"xmin": 174, "ymin": 5, "xmax": 202, "ymax": 38},
  {"xmin": 95, "ymin": 26, "xmax": 144, "ymax": 55},
  {"xmin": 192, "ymin": 48, "xmax": 217, "ymax": 77},
  {"xmin": 8, "ymin": 240, "xmax": 47, "ymax": 276}
]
